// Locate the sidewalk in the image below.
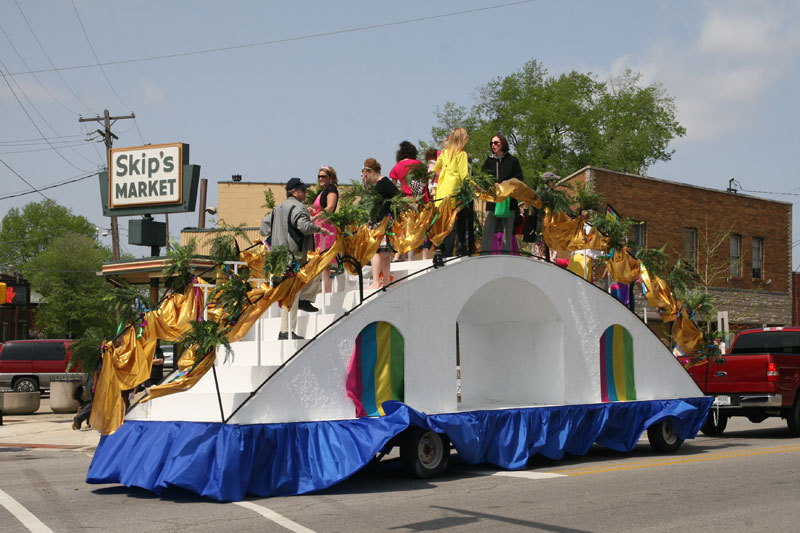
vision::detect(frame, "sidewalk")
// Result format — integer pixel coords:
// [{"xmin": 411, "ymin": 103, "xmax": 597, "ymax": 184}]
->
[{"xmin": 0, "ymin": 397, "xmax": 101, "ymax": 451}]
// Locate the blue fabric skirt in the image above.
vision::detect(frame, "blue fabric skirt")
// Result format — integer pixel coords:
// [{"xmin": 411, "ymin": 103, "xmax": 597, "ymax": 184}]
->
[{"xmin": 87, "ymin": 397, "xmax": 711, "ymax": 501}]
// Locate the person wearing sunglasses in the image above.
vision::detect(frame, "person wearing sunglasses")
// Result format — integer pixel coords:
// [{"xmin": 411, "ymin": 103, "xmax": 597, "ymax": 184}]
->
[
  {"xmin": 361, "ymin": 158, "xmax": 399, "ymax": 289},
  {"xmin": 480, "ymin": 133, "xmax": 524, "ymax": 254},
  {"xmin": 311, "ymin": 165, "xmax": 339, "ymax": 292}
]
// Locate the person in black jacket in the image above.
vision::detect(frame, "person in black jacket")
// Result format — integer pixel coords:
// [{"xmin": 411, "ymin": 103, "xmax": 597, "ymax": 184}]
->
[
  {"xmin": 362, "ymin": 157, "xmax": 400, "ymax": 289},
  {"xmin": 480, "ymin": 133, "xmax": 523, "ymax": 254}
]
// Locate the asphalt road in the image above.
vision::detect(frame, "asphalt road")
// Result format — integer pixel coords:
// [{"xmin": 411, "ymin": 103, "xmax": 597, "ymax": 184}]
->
[{"xmin": 1, "ymin": 416, "xmax": 798, "ymax": 532}]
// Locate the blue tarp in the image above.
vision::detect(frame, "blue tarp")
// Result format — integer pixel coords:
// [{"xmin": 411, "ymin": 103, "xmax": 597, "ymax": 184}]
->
[{"xmin": 87, "ymin": 397, "xmax": 711, "ymax": 501}]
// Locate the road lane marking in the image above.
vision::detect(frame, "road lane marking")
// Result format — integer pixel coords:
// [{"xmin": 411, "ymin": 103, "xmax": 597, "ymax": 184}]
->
[
  {"xmin": 234, "ymin": 501, "xmax": 316, "ymax": 533},
  {"xmin": 0, "ymin": 487, "xmax": 54, "ymax": 533},
  {"xmin": 490, "ymin": 471, "xmax": 566, "ymax": 480},
  {"xmin": 549, "ymin": 444, "xmax": 800, "ymax": 476}
]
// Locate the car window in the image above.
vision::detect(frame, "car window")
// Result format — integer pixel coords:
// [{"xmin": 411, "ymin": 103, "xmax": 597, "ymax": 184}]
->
[
  {"xmin": 731, "ymin": 332, "xmax": 800, "ymax": 355},
  {"xmin": 0, "ymin": 343, "xmax": 33, "ymax": 361}
]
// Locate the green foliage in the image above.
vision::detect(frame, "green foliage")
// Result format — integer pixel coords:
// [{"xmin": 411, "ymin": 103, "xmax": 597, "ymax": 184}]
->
[
  {"xmin": 684, "ymin": 290, "xmax": 715, "ymax": 322},
  {"xmin": 0, "ymin": 199, "xmax": 97, "ymax": 273},
  {"xmin": 318, "ymin": 196, "xmax": 369, "ymax": 235},
  {"xmin": 210, "ymin": 272, "xmax": 252, "ymax": 327},
  {"xmin": 304, "ymin": 184, "xmax": 320, "ymax": 206},
  {"xmin": 588, "ymin": 212, "xmax": 634, "ymax": 251},
  {"xmin": 208, "ymin": 223, "xmax": 246, "ymax": 265},
  {"xmin": 22, "ymin": 234, "xmax": 114, "ymax": 338},
  {"xmin": 163, "ymin": 239, "xmax": 197, "ymax": 290},
  {"xmin": 667, "ymin": 259, "xmax": 697, "ymax": 301},
  {"xmin": 263, "ymin": 244, "xmax": 300, "ymax": 282},
  {"xmin": 536, "ymin": 184, "xmax": 573, "ymax": 214},
  {"xmin": 430, "ymin": 60, "xmax": 685, "ymax": 181},
  {"xmin": 569, "ymin": 182, "xmax": 603, "ymax": 213},
  {"xmin": 67, "ymin": 328, "xmax": 105, "ymax": 373},
  {"xmin": 101, "ymin": 281, "xmax": 151, "ymax": 331},
  {"xmin": 456, "ymin": 176, "xmax": 477, "ymax": 207},
  {"xmin": 179, "ymin": 319, "xmax": 232, "ymax": 364},
  {"xmin": 635, "ymin": 244, "xmax": 669, "ymax": 280},
  {"xmin": 261, "ymin": 189, "xmax": 275, "ymax": 211},
  {"xmin": 404, "ymin": 162, "xmax": 433, "ymax": 189},
  {"xmin": 469, "ymin": 162, "xmax": 499, "ymax": 197}
]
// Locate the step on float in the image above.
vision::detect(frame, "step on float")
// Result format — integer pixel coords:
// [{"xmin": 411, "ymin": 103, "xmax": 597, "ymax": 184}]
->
[{"xmin": 87, "ymin": 254, "xmax": 711, "ymax": 501}]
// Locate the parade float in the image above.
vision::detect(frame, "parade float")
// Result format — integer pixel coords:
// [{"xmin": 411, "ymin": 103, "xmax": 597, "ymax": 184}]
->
[{"xmin": 85, "ymin": 176, "xmax": 713, "ymax": 501}]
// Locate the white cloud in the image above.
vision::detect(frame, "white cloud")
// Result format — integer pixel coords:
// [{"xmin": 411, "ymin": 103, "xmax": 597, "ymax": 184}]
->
[
  {"xmin": 605, "ymin": 1, "xmax": 800, "ymax": 143},
  {"xmin": 138, "ymin": 80, "xmax": 166, "ymax": 105}
]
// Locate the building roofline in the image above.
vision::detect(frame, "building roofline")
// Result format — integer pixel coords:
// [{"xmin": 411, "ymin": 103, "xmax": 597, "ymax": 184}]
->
[{"xmin": 564, "ymin": 165, "xmax": 793, "ymax": 207}]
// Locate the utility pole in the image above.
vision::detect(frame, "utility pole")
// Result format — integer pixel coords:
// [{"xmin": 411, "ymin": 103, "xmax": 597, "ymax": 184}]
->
[{"xmin": 79, "ymin": 109, "xmax": 136, "ymax": 260}]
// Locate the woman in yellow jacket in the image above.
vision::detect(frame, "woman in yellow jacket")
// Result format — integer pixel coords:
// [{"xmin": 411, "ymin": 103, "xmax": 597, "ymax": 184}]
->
[{"xmin": 433, "ymin": 127, "xmax": 474, "ymax": 257}]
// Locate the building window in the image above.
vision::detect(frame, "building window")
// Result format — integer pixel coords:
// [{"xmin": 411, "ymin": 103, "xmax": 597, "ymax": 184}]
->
[
  {"xmin": 684, "ymin": 228, "xmax": 697, "ymax": 270},
  {"xmin": 752, "ymin": 237, "xmax": 763, "ymax": 280},
  {"xmin": 630, "ymin": 222, "xmax": 646, "ymax": 252},
  {"xmin": 730, "ymin": 234, "xmax": 742, "ymax": 278}
]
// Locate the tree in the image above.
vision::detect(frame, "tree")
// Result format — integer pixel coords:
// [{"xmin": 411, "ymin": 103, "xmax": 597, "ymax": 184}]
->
[
  {"xmin": 22, "ymin": 234, "xmax": 114, "ymax": 338},
  {"xmin": 0, "ymin": 200, "xmax": 97, "ymax": 273},
  {"xmin": 429, "ymin": 60, "xmax": 685, "ymax": 184}
]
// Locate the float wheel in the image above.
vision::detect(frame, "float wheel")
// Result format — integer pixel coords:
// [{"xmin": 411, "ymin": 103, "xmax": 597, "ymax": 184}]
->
[
  {"xmin": 647, "ymin": 419, "xmax": 684, "ymax": 453},
  {"xmin": 400, "ymin": 427, "xmax": 450, "ymax": 479}
]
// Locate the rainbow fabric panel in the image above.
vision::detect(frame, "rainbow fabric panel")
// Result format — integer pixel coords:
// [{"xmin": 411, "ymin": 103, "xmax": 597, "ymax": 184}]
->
[
  {"xmin": 600, "ymin": 324, "xmax": 636, "ymax": 402},
  {"xmin": 346, "ymin": 321, "xmax": 404, "ymax": 417}
]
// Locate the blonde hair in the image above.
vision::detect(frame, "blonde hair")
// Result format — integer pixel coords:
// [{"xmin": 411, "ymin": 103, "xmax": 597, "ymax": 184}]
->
[
  {"xmin": 319, "ymin": 165, "xmax": 338, "ymax": 185},
  {"xmin": 447, "ymin": 127, "xmax": 468, "ymax": 153}
]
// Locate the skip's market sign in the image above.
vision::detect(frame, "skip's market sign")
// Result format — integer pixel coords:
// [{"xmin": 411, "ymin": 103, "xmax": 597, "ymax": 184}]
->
[
  {"xmin": 99, "ymin": 143, "xmax": 199, "ymax": 216},
  {"xmin": 109, "ymin": 143, "xmax": 186, "ymax": 207}
]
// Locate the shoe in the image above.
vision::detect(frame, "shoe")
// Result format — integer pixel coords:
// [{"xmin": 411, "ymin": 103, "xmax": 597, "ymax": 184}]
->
[
  {"xmin": 72, "ymin": 422, "xmax": 79, "ymax": 431},
  {"xmin": 298, "ymin": 300, "xmax": 318, "ymax": 313},
  {"xmin": 291, "ymin": 332, "xmax": 304, "ymax": 340},
  {"xmin": 277, "ymin": 331, "xmax": 288, "ymax": 340}
]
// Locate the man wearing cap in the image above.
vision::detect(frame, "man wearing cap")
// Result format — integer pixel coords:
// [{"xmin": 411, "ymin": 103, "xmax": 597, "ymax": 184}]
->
[{"xmin": 261, "ymin": 178, "xmax": 332, "ymax": 340}]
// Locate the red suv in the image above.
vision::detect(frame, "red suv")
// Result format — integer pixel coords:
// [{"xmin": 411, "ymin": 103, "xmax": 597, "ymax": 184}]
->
[{"xmin": 0, "ymin": 339, "xmax": 74, "ymax": 392}]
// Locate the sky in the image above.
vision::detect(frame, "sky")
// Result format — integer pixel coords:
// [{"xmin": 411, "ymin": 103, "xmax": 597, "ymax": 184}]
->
[{"xmin": 1, "ymin": 0, "xmax": 799, "ymax": 267}]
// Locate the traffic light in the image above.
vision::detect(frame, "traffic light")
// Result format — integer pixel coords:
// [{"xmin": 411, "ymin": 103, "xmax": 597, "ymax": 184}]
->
[{"xmin": 0, "ymin": 283, "xmax": 5, "ymax": 304}]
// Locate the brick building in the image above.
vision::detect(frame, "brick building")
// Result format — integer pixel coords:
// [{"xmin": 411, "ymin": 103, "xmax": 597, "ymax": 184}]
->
[{"xmin": 564, "ymin": 166, "xmax": 793, "ymax": 331}]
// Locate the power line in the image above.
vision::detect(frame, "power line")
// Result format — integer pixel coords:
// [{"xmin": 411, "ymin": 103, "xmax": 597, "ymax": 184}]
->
[
  {"xmin": 0, "ymin": 156, "xmax": 51, "ymax": 201},
  {"xmin": 0, "ymin": 21, "xmax": 81, "ymax": 116},
  {"xmin": 0, "ymin": 60, "xmax": 94, "ymax": 171},
  {"xmin": 0, "ymin": 171, "xmax": 97, "ymax": 201},
  {"xmin": 8, "ymin": 1, "xmax": 538, "ymax": 75},
  {"xmin": 0, "ymin": 142, "xmax": 91, "ymax": 155},
  {"xmin": 14, "ymin": 0, "xmax": 97, "ymax": 115},
  {"xmin": 70, "ymin": 0, "xmax": 134, "ymax": 115},
  {"xmin": 0, "ymin": 134, "xmax": 88, "ymax": 146},
  {"xmin": 731, "ymin": 180, "xmax": 800, "ymax": 197}
]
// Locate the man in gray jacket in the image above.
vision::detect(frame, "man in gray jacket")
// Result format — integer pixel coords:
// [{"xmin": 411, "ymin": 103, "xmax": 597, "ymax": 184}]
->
[{"xmin": 261, "ymin": 178, "xmax": 332, "ymax": 340}]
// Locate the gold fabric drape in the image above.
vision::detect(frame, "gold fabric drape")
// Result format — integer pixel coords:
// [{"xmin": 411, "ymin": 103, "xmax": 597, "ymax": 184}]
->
[
  {"xmin": 475, "ymin": 178, "xmax": 543, "ymax": 210},
  {"xmin": 89, "ymin": 285, "xmax": 203, "ymax": 434},
  {"xmin": 639, "ymin": 266, "xmax": 678, "ymax": 322},
  {"xmin": 605, "ymin": 248, "xmax": 641, "ymax": 284},
  {"xmin": 671, "ymin": 304, "xmax": 705, "ymax": 356},
  {"xmin": 341, "ymin": 219, "xmax": 390, "ymax": 274},
  {"xmin": 542, "ymin": 208, "xmax": 610, "ymax": 255},
  {"xmin": 387, "ymin": 203, "xmax": 436, "ymax": 256},
  {"xmin": 281, "ymin": 239, "xmax": 342, "ymax": 309},
  {"xmin": 427, "ymin": 196, "xmax": 460, "ymax": 247}
]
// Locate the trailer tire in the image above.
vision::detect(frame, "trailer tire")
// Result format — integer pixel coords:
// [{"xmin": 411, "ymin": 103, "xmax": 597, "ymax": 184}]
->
[
  {"xmin": 400, "ymin": 427, "xmax": 450, "ymax": 479},
  {"xmin": 647, "ymin": 419, "xmax": 684, "ymax": 453},
  {"xmin": 700, "ymin": 410, "xmax": 728, "ymax": 436},
  {"xmin": 786, "ymin": 396, "xmax": 800, "ymax": 437}
]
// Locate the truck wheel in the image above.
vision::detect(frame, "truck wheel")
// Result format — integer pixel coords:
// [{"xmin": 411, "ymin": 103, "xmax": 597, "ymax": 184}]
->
[
  {"xmin": 400, "ymin": 427, "xmax": 450, "ymax": 479},
  {"xmin": 647, "ymin": 419, "xmax": 684, "ymax": 453},
  {"xmin": 13, "ymin": 377, "xmax": 38, "ymax": 393},
  {"xmin": 787, "ymin": 397, "xmax": 800, "ymax": 437},
  {"xmin": 700, "ymin": 410, "xmax": 728, "ymax": 436}
]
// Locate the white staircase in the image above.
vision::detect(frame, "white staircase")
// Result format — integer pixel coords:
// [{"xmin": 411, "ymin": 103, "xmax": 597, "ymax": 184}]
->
[{"xmin": 127, "ymin": 259, "xmax": 433, "ymax": 422}]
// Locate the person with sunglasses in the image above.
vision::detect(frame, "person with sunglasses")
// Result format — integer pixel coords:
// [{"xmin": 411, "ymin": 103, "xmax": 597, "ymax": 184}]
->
[
  {"xmin": 311, "ymin": 165, "xmax": 339, "ymax": 292},
  {"xmin": 480, "ymin": 133, "xmax": 524, "ymax": 254}
]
